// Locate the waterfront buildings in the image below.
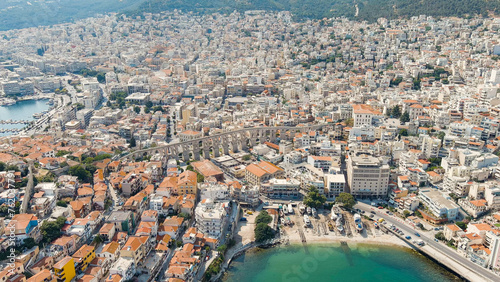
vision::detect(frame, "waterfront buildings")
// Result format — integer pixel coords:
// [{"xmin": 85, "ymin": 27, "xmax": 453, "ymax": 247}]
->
[{"xmin": 347, "ymin": 151, "xmax": 390, "ymax": 198}]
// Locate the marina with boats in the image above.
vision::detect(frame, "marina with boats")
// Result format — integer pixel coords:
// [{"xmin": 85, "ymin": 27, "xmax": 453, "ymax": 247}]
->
[{"xmin": 0, "ymin": 98, "xmax": 51, "ymax": 135}]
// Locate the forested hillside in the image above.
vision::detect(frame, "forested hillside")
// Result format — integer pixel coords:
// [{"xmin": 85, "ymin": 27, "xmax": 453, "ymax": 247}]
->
[
  {"xmin": 0, "ymin": 0, "xmax": 144, "ymax": 31},
  {"xmin": 128, "ymin": 0, "xmax": 500, "ymax": 21}
]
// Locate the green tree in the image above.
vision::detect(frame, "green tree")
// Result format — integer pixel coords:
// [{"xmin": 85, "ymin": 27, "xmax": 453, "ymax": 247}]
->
[
  {"xmin": 178, "ymin": 212, "xmax": 191, "ymax": 220},
  {"xmin": 40, "ymin": 216, "xmax": 66, "ymax": 244},
  {"xmin": 22, "ymin": 238, "xmax": 37, "ymax": 249},
  {"xmin": 134, "ymin": 106, "xmax": 140, "ymax": 114},
  {"xmin": 304, "ymin": 187, "xmax": 327, "ymax": 209},
  {"xmin": 390, "ymin": 77, "xmax": 403, "ymax": 87},
  {"xmin": 435, "ymin": 232, "xmax": 445, "ymax": 241},
  {"xmin": 242, "ymin": 154, "xmax": 251, "ymax": 161},
  {"xmin": 5, "ymin": 164, "xmax": 19, "ymax": 171},
  {"xmin": 56, "ymin": 200, "xmax": 67, "ymax": 207},
  {"xmin": 69, "ymin": 165, "xmax": 92, "ymax": 183},
  {"xmin": 391, "ymin": 105, "xmax": 401, "ymax": 118},
  {"xmin": 105, "ymin": 199, "xmax": 113, "ymax": 210},
  {"xmin": 96, "ymin": 73, "xmax": 106, "ymax": 84},
  {"xmin": 428, "ymin": 157, "xmax": 442, "ymax": 165},
  {"xmin": 145, "ymin": 101, "xmax": 153, "ymax": 108},
  {"xmin": 456, "ymin": 221, "xmax": 467, "ymax": 231},
  {"xmin": 85, "ymin": 164, "xmax": 97, "ymax": 175},
  {"xmin": 414, "ymin": 210, "xmax": 423, "ymax": 218},
  {"xmin": 403, "ymin": 210, "xmax": 411, "ymax": 218},
  {"xmin": 56, "ymin": 150, "xmax": 71, "ymax": 157},
  {"xmin": 335, "ymin": 192, "xmax": 356, "ymax": 209},
  {"xmin": 92, "ymin": 234, "xmax": 103, "ymax": 245},
  {"xmin": 75, "ymin": 103, "xmax": 85, "ymax": 110},
  {"xmin": 398, "ymin": 129, "xmax": 409, "ymax": 136},
  {"xmin": 129, "ymin": 137, "xmax": 136, "ymax": 148},
  {"xmin": 255, "ymin": 210, "xmax": 272, "ymax": 225},
  {"xmin": 437, "ymin": 131, "xmax": 446, "ymax": 142},
  {"xmin": 254, "ymin": 222, "xmax": 275, "ymax": 243},
  {"xmin": 197, "ymin": 173, "xmax": 204, "ymax": 183},
  {"xmin": 400, "ymin": 111, "xmax": 410, "ymax": 123},
  {"xmin": 216, "ymin": 244, "xmax": 227, "ymax": 254},
  {"xmin": 447, "ymin": 239, "xmax": 456, "ymax": 248}
]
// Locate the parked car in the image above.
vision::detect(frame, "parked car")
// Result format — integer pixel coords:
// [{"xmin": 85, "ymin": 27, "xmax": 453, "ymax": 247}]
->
[
  {"xmin": 405, "ymin": 236, "xmax": 411, "ymax": 240},
  {"xmin": 434, "ymin": 238, "xmax": 439, "ymax": 242},
  {"xmin": 371, "ymin": 211, "xmax": 376, "ymax": 214},
  {"xmin": 378, "ymin": 206, "xmax": 384, "ymax": 209},
  {"xmin": 414, "ymin": 232, "xmax": 420, "ymax": 237}
]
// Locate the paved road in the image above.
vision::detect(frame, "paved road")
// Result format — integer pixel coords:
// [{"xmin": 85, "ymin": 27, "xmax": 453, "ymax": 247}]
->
[
  {"xmin": 354, "ymin": 202, "xmax": 498, "ymax": 281},
  {"xmin": 20, "ymin": 163, "xmax": 34, "ymax": 214}
]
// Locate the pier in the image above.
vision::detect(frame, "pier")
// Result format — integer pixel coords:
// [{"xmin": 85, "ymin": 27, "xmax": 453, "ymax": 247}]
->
[
  {"xmin": 0, "ymin": 120, "xmax": 32, "ymax": 125},
  {"xmin": 0, "ymin": 128, "xmax": 24, "ymax": 133}
]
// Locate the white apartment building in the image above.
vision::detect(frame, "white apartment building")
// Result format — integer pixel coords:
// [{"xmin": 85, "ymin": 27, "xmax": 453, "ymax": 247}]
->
[
  {"xmin": 421, "ymin": 135, "xmax": 441, "ymax": 159},
  {"xmin": 307, "ymin": 156, "xmax": 333, "ymax": 172},
  {"xmin": 195, "ymin": 199, "xmax": 229, "ymax": 239},
  {"xmin": 485, "ymin": 186, "xmax": 500, "ymax": 209},
  {"xmin": 199, "ymin": 182, "xmax": 230, "ymax": 201},
  {"xmin": 418, "ymin": 189, "xmax": 459, "ymax": 220},
  {"xmin": 347, "ymin": 151, "xmax": 390, "ymax": 198},
  {"xmin": 458, "ymin": 149, "xmax": 482, "ymax": 167},
  {"xmin": 324, "ymin": 174, "xmax": 346, "ymax": 199},
  {"xmin": 352, "ymin": 104, "xmax": 381, "ymax": 127},
  {"xmin": 261, "ymin": 178, "xmax": 301, "ymax": 199}
]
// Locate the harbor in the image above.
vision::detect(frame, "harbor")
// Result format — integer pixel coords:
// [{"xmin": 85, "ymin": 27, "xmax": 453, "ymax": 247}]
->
[{"xmin": 0, "ymin": 98, "xmax": 51, "ymax": 136}]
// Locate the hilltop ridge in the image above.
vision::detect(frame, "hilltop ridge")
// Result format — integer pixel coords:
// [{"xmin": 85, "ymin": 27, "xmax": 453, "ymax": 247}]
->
[{"xmin": 129, "ymin": 0, "xmax": 500, "ymax": 21}]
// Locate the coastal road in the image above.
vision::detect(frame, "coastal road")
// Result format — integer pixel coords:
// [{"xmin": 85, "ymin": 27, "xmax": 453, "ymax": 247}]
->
[{"xmin": 354, "ymin": 202, "xmax": 498, "ymax": 281}]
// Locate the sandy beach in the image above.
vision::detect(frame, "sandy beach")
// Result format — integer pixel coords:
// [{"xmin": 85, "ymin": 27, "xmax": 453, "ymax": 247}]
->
[
  {"xmin": 236, "ymin": 208, "xmax": 409, "ymax": 250},
  {"xmin": 285, "ymin": 228, "xmax": 408, "ymax": 247}
]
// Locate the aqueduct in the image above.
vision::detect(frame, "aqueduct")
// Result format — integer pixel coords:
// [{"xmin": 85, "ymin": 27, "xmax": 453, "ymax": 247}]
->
[{"xmin": 121, "ymin": 124, "xmax": 326, "ymax": 162}]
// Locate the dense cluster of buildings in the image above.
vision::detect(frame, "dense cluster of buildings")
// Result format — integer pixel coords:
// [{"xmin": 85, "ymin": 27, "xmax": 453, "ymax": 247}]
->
[{"xmin": 1, "ymin": 9, "xmax": 500, "ymax": 281}]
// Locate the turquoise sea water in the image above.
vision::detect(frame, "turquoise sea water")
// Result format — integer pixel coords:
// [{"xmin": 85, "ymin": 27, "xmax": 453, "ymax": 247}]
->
[
  {"xmin": 0, "ymin": 99, "xmax": 50, "ymax": 135},
  {"xmin": 224, "ymin": 244, "xmax": 459, "ymax": 282}
]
